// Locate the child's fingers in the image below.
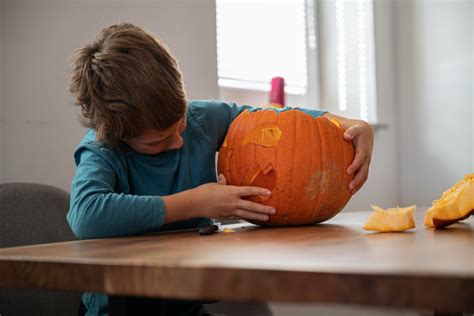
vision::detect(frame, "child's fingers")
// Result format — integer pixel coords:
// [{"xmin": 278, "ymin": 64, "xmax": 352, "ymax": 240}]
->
[
  {"xmin": 349, "ymin": 161, "xmax": 369, "ymax": 193},
  {"xmin": 234, "ymin": 209, "xmax": 270, "ymax": 222},
  {"xmin": 343, "ymin": 126, "xmax": 359, "ymax": 141},
  {"xmin": 347, "ymin": 148, "xmax": 366, "ymax": 175},
  {"xmin": 237, "ymin": 186, "xmax": 272, "ymax": 198},
  {"xmin": 237, "ymin": 199, "xmax": 276, "ymax": 215}
]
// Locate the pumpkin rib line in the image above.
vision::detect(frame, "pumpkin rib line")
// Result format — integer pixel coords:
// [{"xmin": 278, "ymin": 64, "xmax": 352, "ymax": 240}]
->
[
  {"xmin": 312, "ymin": 117, "xmax": 324, "ymax": 223},
  {"xmin": 293, "ymin": 112, "xmax": 306, "ymax": 224},
  {"xmin": 324, "ymin": 120, "xmax": 340, "ymax": 221},
  {"xmin": 320, "ymin": 120, "xmax": 334, "ymax": 218},
  {"xmin": 308, "ymin": 117, "xmax": 318, "ymax": 223},
  {"xmin": 327, "ymin": 121, "xmax": 340, "ymax": 217}
]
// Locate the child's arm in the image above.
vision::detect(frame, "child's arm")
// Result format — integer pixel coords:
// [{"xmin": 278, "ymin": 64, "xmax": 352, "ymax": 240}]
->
[
  {"xmin": 68, "ymin": 149, "xmax": 275, "ymax": 239},
  {"xmin": 67, "ymin": 150, "xmax": 166, "ymax": 239},
  {"xmin": 162, "ymin": 174, "xmax": 275, "ymax": 224},
  {"xmin": 322, "ymin": 113, "xmax": 374, "ymax": 194}
]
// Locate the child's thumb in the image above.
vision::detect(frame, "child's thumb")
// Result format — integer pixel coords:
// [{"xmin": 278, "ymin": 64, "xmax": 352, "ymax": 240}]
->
[{"xmin": 217, "ymin": 174, "xmax": 227, "ymax": 185}]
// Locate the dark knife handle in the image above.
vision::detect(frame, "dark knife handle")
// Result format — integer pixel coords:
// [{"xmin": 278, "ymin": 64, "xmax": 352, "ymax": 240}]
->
[{"xmin": 198, "ymin": 224, "xmax": 219, "ymax": 236}]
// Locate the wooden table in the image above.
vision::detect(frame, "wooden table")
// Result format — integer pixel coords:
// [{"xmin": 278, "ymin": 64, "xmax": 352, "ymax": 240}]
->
[{"xmin": 0, "ymin": 208, "xmax": 473, "ymax": 313}]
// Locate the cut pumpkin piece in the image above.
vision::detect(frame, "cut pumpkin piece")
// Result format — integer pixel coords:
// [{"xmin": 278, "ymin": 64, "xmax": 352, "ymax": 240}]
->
[
  {"xmin": 363, "ymin": 205, "xmax": 416, "ymax": 232},
  {"xmin": 425, "ymin": 173, "xmax": 474, "ymax": 228}
]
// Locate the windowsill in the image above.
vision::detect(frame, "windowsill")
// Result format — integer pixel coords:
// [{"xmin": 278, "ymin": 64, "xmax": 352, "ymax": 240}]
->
[
  {"xmin": 219, "ymin": 85, "xmax": 317, "ymax": 109},
  {"xmin": 369, "ymin": 122, "xmax": 389, "ymax": 131}
]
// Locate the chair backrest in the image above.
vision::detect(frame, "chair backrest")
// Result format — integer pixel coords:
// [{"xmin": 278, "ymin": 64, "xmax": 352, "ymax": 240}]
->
[{"xmin": 0, "ymin": 182, "xmax": 81, "ymax": 316}]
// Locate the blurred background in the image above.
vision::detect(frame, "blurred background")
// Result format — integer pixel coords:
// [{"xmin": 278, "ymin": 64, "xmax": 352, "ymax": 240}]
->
[{"xmin": 0, "ymin": 0, "xmax": 472, "ymax": 314}]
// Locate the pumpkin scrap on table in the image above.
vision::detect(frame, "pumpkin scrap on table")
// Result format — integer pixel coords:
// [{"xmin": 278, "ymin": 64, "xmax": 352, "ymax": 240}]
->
[
  {"xmin": 363, "ymin": 205, "xmax": 416, "ymax": 232},
  {"xmin": 425, "ymin": 173, "xmax": 474, "ymax": 228},
  {"xmin": 217, "ymin": 109, "xmax": 355, "ymax": 226}
]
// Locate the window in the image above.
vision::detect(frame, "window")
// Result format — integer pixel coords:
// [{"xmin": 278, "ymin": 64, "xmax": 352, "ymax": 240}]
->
[
  {"xmin": 216, "ymin": 0, "xmax": 378, "ymax": 122},
  {"xmin": 216, "ymin": 0, "xmax": 317, "ymax": 107}
]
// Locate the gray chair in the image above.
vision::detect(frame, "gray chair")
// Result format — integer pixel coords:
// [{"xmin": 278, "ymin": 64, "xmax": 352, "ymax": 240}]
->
[{"xmin": 0, "ymin": 182, "xmax": 81, "ymax": 316}]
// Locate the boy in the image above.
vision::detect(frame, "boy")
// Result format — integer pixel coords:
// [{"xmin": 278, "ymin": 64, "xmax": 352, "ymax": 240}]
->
[{"xmin": 68, "ymin": 23, "xmax": 373, "ymax": 316}]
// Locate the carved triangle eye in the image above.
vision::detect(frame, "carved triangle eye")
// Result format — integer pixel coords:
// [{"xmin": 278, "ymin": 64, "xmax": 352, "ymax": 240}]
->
[{"xmin": 241, "ymin": 124, "xmax": 282, "ymax": 147}]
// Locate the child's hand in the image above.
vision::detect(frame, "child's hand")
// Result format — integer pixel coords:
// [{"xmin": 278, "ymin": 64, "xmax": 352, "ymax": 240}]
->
[
  {"xmin": 195, "ymin": 174, "xmax": 276, "ymax": 222},
  {"xmin": 342, "ymin": 119, "xmax": 374, "ymax": 194},
  {"xmin": 323, "ymin": 113, "xmax": 374, "ymax": 194}
]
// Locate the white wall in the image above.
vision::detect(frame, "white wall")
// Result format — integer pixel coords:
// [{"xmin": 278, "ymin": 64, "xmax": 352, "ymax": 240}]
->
[
  {"xmin": 1, "ymin": 0, "xmax": 218, "ymax": 191},
  {"xmin": 347, "ymin": 0, "xmax": 473, "ymax": 211},
  {"xmin": 395, "ymin": 0, "xmax": 473, "ymax": 206}
]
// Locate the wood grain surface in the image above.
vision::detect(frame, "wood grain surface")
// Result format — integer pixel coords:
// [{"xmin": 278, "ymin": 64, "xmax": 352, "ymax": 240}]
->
[{"xmin": 0, "ymin": 208, "xmax": 473, "ymax": 311}]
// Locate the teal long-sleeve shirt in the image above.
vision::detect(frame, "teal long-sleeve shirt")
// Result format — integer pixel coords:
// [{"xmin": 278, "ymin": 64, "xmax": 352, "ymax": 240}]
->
[
  {"xmin": 67, "ymin": 100, "xmax": 326, "ymax": 240},
  {"xmin": 67, "ymin": 100, "xmax": 325, "ymax": 316}
]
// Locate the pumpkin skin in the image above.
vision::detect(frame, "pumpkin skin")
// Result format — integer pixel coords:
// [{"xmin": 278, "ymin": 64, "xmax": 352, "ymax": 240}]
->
[{"xmin": 217, "ymin": 109, "xmax": 355, "ymax": 226}]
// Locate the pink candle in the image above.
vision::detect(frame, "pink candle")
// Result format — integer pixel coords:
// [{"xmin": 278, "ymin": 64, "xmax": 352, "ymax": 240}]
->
[{"xmin": 270, "ymin": 76, "xmax": 285, "ymax": 107}]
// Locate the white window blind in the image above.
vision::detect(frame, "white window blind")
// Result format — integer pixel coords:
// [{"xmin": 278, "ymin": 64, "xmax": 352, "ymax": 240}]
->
[
  {"xmin": 319, "ymin": 0, "xmax": 377, "ymax": 123},
  {"xmin": 216, "ymin": 0, "xmax": 310, "ymax": 95}
]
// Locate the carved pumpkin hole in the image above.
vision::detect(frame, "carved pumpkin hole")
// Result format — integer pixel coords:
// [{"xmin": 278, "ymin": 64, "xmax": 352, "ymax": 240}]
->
[
  {"xmin": 241, "ymin": 124, "xmax": 282, "ymax": 147},
  {"xmin": 330, "ymin": 118, "xmax": 342, "ymax": 128},
  {"xmin": 244, "ymin": 164, "xmax": 277, "ymax": 202}
]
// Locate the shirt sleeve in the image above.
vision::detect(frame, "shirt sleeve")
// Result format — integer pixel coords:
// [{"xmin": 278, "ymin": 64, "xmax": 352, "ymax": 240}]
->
[
  {"xmin": 67, "ymin": 147, "xmax": 166, "ymax": 239},
  {"xmin": 187, "ymin": 100, "xmax": 250, "ymax": 151},
  {"xmin": 188, "ymin": 100, "xmax": 327, "ymax": 151}
]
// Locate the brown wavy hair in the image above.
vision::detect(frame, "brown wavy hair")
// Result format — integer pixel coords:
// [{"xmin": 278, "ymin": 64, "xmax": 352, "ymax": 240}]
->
[{"xmin": 68, "ymin": 23, "xmax": 187, "ymax": 149}]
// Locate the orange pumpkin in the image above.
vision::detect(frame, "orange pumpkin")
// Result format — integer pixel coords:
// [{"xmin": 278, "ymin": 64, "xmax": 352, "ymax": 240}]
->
[{"xmin": 217, "ymin": 109, "xmax": 355, "ymax": 226}]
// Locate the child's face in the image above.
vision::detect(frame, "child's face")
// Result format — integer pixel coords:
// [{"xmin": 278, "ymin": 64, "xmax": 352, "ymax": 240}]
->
[{"xmin": 124, "ymin": 116, "xmax": 186, "ymax": 155}]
